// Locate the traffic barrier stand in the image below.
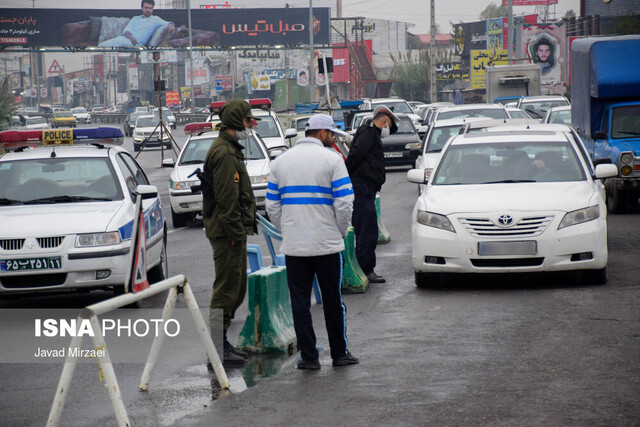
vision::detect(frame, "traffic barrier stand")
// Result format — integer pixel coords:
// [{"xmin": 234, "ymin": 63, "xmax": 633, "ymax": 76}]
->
[
  {"xmin": 376, "ymin": 194, "xmax": 391, "ymax": 244},
  {"xmin": 237, "ymin": 266, "xmax": 297, "ymax": 354},
  {"xmin": 46, "ymin": 275, "xmax": 230, "ymax": 427},
  {"xmin": 341, "ymin": 226, "xmax": 369, "ymax": 294}
]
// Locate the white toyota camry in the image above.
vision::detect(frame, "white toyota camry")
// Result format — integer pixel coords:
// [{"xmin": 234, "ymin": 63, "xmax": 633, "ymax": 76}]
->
[{"xmin": 407, "ymin": 129, "xmax": 618, "ymax": 287}]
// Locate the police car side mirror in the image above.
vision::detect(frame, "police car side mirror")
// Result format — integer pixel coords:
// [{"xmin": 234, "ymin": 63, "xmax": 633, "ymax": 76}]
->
[
  {"xmin": 135, "ymin": 184, "xmax": 159, "ymax": 199},
  {"xmin": 162, "ymin": 158, "xmax": 175, "ymax": 167},
  {"xmin": 284, "ymin": 128, "xmax": 297, "ymax": 139}
]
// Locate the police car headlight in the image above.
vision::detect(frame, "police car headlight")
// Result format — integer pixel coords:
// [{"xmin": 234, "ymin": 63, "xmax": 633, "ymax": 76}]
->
[
  {"xmin": 75, "ymin": 232, "xmax": 121, "ymax": 247},
  {"xmin": 558, "ymin": 205, "xmax": 600, "ymax": 230},
  {"xmin": 416, "ymin": 210, "xmax": 455, "ymax": 232},
  {"xmin": 250, "ymin": 175, "xmax": 268, "ymax": 185}
]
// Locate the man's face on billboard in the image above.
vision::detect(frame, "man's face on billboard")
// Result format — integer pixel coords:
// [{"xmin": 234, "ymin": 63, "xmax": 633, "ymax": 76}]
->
[
  {"xmin": 537, "ymin": 44, "xmax": 551, "ymax": 63},
  {"xmin": 142, "ymin": 2, "xmax": 154, "ymax": 17}
]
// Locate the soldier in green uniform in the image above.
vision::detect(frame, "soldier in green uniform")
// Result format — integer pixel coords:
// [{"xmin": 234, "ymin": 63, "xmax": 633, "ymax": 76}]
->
[{"xmin": 203, "ymin": 99, "xmax": 259, "ymax": 365}]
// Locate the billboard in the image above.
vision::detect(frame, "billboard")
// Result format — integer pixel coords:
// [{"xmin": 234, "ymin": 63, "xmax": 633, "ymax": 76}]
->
[
  {"xmin": 470, "ymin": 49, "xmax": 508, "ymax": 89},
  {"xmin": 503, "ymin": 0, "xmax": 557, "ymax": 5},
  {"xmin": 0, "ymin": 8, "xmax": 331, "ymax": 48},
  {"xmin": 520, "ymin": 22, "xmax": 567, "ymax": 94}
]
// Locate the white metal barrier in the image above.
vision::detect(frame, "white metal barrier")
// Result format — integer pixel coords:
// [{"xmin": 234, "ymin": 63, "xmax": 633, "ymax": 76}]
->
[{"xmin": 46, "ymin": 275, "xmax": 229, "ymax": 427}]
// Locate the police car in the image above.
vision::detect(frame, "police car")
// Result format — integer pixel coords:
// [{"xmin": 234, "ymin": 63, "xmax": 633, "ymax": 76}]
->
[
  {"xmin": 167, "ymin": 121, "xmax": 272, "ymax": 227},
  {"xmin": 0, "ymin": 127, "xmax": 167, "ymax": 296}
]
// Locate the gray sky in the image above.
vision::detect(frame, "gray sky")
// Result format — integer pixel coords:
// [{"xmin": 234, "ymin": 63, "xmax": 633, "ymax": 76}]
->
[{"xmin": 2, "ymin": 0, "xmax": 581, "ymax": 34}]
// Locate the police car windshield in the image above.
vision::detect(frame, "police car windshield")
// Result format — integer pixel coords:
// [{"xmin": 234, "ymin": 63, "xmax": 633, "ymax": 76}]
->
[
  {"xmin": 255, "ymin": 116, "xmax": 280, "ymax": 138},
  {"xmin": 180, "ymin": 135, "xmax": 265, "ymax": 165},
  {"xmin": 0, "ymin": 158, "xmax": 123, "ymax": 203}
]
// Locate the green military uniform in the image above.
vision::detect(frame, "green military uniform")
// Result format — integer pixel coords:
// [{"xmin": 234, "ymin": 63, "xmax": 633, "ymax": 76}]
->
[{"xmin": 202, "ymin": 100, "xmax": 257, "ymax": 340}]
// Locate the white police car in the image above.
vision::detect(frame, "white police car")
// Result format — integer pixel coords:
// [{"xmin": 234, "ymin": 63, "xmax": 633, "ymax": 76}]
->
[{"xmin": 0, "ymin": 127, "xmax": 167, "ymax": 296}]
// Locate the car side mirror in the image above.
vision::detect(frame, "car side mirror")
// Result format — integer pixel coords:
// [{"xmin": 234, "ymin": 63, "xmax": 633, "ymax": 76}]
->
[
  {"xmin": 135, "ymin": 184, "xmax": 159, "ymax": 199},
  {"xmin": 407, "ymin": 169, "xmax": 428, "ymax": 184},
  {"xmin": 284, "ymin": 128, "xmax": 297, "ymax": 139},
  {"xmin": 268, "ymin": 146, "xmax": 288, "ymax": 159},
  {"xmin": 594, "ymin": 163, "xmax": 618, "ymax": 180},
  {"xmin": 162, "ymin": 158, "xmax": 175, "ymax": 168},
  {"xmin": 593, "ymin": 130, "xmax": 608, "ymax": 140}
]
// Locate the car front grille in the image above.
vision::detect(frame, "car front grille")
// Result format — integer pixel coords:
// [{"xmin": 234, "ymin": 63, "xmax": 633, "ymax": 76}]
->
[
  {"xmin": 459, "ymin": 216, "xmax": 553, "ymax": 238},
  {"xmin": 0, "ymin": 239, "xmax": 24, "ymax": 250},
  {"xmin": 471, "ymin": 258, "xmax": 544, "ymax": 267},
  {"xmin": 37, "ymin": 236, "xmax": 65, "ymax": 249}
]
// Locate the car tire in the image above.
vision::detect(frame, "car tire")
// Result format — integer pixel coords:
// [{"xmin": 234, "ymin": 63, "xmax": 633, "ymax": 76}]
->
[
  {"xmin": 415, "ymin": 272, "xmax": 440, "ymax": 288},
  {"xmin": 148, "ymin": 236, "xmax": 168, "ymax": 284},
  {"xmin": 606, "ymin": 181, "xmax": 630, "ymax": 214},
  {"xmin": 171, "ymin": 207, "xmax": 190, "ymax": 228},
  {"xmin": 582, "ymin": 267, "xmax": 607, "ymax": 285}
]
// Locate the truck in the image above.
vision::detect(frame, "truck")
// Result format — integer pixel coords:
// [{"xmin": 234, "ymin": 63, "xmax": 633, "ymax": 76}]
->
[
  {"xmin": 485, "ymin": 64, "xmax": 541, "ymax": 104},
  {"xmin": 571, "ymin": 35, "xmax": 640, "ymax": 213}
]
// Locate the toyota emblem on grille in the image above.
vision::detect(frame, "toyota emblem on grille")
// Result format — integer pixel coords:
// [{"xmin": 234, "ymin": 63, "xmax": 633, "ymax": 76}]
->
[{"xmin": 498, "ymin": 214, "xmax": 513, "ymax": 225}]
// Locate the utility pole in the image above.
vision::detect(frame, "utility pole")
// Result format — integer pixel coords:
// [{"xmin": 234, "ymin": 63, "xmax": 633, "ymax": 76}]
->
[
  {"xmin": 187, "ymin": 0, "xmax": 195, "ymax": 110},
  {"xmin": 508, "ymin": 0, "xmax": 514, "ymax": 63},
  {"xmin": 429, "ymin": 0, "xmax": 436, "ymax": 102},
  {"xmin": 309, "ymin": 0, "xmax": 315, "ymax": 103}
]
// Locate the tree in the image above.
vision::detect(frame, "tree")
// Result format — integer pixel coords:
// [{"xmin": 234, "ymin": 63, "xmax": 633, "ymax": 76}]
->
[
  {"xmin": 612, "ymin": 14, "xmax": 640, "ymax": 35},
  {"xmin": 479, "ymin": 2, "xmax": 508, "ymax": 21},
  {"xmin": 391, "ymin": 51, "xmax": 430, "ymax": 102},
  {"xmin": 0, "ymin": 78, "xmax": 15, "ymax": 131},
  {"xmin": 563, "ymin": 9, "xmax": 576, "ymax": 20}
]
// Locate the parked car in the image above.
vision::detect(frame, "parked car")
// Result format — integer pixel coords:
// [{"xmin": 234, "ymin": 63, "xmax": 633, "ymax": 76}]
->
[
  {"xmin": 0, "ymin": 128, "xmax": 167, "ymax": 296},
  {"xmin": 542, "ymin": 105, "xmax": 572, "ymax": 124},
  {"xmin": 168, "ymin": 127, "xmax": 272, "ymax": 227},
  {"xmin": 50, "ymin": 111, "xmax": 77, "ymax": 128},
  {"xmin": 406, "ymin": 129, "xmax": 618, "ymax": 287},
  {"xmin": 132, "ymin": 115, "xmax": 172, "ymax": 152},
  {"xmin": 24, "ymin": 116, "xmax": 49, "ymax": 130},
  {"xmin": 71, "ymin": 107, "xmax": 91, "ymax": 124}
]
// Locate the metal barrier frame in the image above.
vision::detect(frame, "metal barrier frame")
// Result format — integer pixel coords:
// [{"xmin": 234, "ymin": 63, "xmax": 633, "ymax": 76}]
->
[{"xmin": 46, "ymin": 275, "xmax": 229, "ymax": 427}]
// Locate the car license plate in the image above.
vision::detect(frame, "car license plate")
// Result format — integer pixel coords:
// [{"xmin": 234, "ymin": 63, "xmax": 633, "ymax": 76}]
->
[
  {"xmin": 477, "ymin": 241, "xmax": 537, "ymax": 256},
  {"xmin": 0, "ymin": 257, "xmax": 62, "ymax": 272},
  {"xmin": 384, "ymin": 152, "xmax": 403, "ymax": 158}
]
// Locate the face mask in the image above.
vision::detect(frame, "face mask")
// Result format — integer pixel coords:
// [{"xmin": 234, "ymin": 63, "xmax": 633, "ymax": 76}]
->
[
  {"xmin": 236, "ymin": 129, "xmax": 249, "ymax": 140},
  {"xmin": 380, "ymin": 125, "xmax": 390, "ymax": 138}
]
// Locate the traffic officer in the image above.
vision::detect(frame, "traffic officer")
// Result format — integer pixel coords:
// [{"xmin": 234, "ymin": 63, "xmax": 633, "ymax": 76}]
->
[
  {"xmin": 203, "ymin": 99, "xmax": 259, "ymax": 365},
  {"xmin": 266, "ymin": 114, "xmax": 359, "ymax": 370},
  {"xmin": 345, "ymin": 105, "xmax": 398, "ymax": 284}
]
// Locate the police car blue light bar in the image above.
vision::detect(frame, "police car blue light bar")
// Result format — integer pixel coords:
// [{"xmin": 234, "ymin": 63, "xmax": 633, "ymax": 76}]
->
[{"xmin": 0, "ymin": 127, "xmax": 124, "ymax": 149}]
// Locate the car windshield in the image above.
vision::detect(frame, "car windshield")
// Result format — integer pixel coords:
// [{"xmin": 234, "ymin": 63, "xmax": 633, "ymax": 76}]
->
[
  {"xmin": 547, "ymin": 109, "xmax": 571, "ymax": 124},
  {"xmin": 71, "ymin": 108, "xmax": 87, "ymax": 114},
  {"xmin": 432, "ymin": 141, "xmax": 586, "ymax": 185},
  {"xmin": 255, "ymin": 116, "xmax": 280, "ymax": 138},
  {"xmin": 425, "ymin": 125, "xmax": 464, "ymax": 153},
  {"xmin": 295, "ymin": 118, "xmax": 310, "ymax": 131},
  {"xmin": 26, "ymin": 117, "xmax": 46, "ymax": 125},
  {"xmin": 372, "ymin": 101, "xmax": 413, "ymax": 114},
  {"xmin": 179, "ymin": 135, "xmax": 265, "ymax": 165},
  {"xmin": 154, "ymin": 110, "xmax": 174, "ymax": 120},
  {"xmin": 54, "ymin": 111, "xmax": 73, "ymax": 118},
  {"xmin": 508, "ymin": 110, "xmax": 530, "ymax": 119},
  {"xmin": 394, "ymin": 117, "xmax": 416, "ymax": 135},
  {"xmin": 610, "ymin": 105, "xmax": 640, "ymax": 139},
  {"xmin": 0, "ymin": 157, "xmax": 122, "ymax": 203},
  {"xmin": 520, "ymin": 99, "xmax": 570, "ymax": 119},
  {"xmin": 438, "ymin": 108, "xmax": 508, "ymax": 121},
  {"xmin": 353, "ymin": 115, "xmax": 367, "ymax": 128},
  {"xmin": 136, "ymin": 117, "xmax": 159, "ymax": 127}
]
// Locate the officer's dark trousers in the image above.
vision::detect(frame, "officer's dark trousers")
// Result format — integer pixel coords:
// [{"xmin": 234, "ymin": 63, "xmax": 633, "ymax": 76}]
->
[
  {"xmin": 209, "ymin": 238, "xmax": 247, "ymax": 336},
  {"xmin": 285, "ymin": 253, "xmax": 348, "ymax": 362},
  {"xmin": 352, "ymin": 182, "xmax": 378, "ymax": 275}
]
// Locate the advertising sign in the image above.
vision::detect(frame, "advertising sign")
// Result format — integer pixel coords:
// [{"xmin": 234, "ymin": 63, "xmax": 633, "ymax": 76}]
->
[
  {"xmin": 471, "ymin": 49, "xmax": 508, "ymax": 89},
  {"xmin": 503, "ymin": 0, "xmax": 557, "ymax": 5},
  {"xmin": 0, "ymin": 8, "xmax": 331, "ymax": 48},
  {"xmin": 128, "ymin": 64, "xmax": 139, "ymax": 90},
  {"xmin": 520, "ymin": 22, "xmax": 567, "ymax": 94},
  {"xmin": 165, "ymin": 91, "xmax": 179, "ymax": 106},
  {"xmin": 139, "ymin": 50, "xmax": 178, "ymax": 64},
  {"xmin": 436, "ymin": 63, "xmax": 469, "ymax": 81},
  {"xmin": 215, "ymin": 75, "xmax": 233, "ymax": 90}
]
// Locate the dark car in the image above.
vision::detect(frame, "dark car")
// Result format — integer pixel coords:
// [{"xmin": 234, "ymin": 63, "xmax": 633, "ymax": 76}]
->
[
  {"xmin": 123, "ymin": 111, "xmax": 148, "ymax": 137},
  {"xmin": 359, "ymin": 113, "xmax": 421, "ymax": 167}
]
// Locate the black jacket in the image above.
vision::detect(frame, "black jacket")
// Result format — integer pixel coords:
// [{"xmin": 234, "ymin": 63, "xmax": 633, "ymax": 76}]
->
[{"xmin": 345, "ymin": 121, "xmax": 386, "ymax": 191}]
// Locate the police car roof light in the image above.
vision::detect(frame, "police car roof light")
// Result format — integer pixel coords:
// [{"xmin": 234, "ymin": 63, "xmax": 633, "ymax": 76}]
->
[
  {"xmin": 247, "ymin": 98, "xmax": 272, "ymax": 110},
  {"xmin": 0, "ymin": 127, "xmax": 124, "ymax": 149},
  {"xmin": 209, "ymin": 101, "xmax": 225, "ymax": 114},
  {"xmin": 184, "ymin": 122, "xmax": 216, "ymax": 135}
]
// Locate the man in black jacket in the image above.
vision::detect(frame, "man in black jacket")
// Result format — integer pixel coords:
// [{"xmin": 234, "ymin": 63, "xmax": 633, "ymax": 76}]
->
[{"xmin": 345, "ymin": 105, "xmax": 398, "ymax": 283}]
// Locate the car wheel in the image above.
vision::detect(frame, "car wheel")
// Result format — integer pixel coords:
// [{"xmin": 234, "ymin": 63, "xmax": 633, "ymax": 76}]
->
[
  {"xmin": 606, "ymin": 181, "xmax": 630, "ymax": 214},
  {"xmin": 171, "ymin": 207, "xmax": 190, "ymax": 228},
  {"xmin": 148, "ymin": 236, "xmax": 168, "ymax": 284},
  {"xmin": 415, "ymin": 272, "xmax": 440, "ymax": 288},
  {"xmin": 582, "ymin": 267, "xmax": 607, "ymax": 285}
]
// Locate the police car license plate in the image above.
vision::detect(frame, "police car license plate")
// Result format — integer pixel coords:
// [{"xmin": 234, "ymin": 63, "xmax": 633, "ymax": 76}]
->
[
  {"xmin": 0, "ymin": 257, "xmax": 62, "ymax": 271},
  {"xmin": 384, "ymin": 152, "xmax": 403, "ymax": 158}
]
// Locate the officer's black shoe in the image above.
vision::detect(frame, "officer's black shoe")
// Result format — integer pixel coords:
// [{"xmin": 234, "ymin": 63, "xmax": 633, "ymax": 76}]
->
[
  {"xmin": 296, "ymin": 359, "xmax": 321, "ymax": 370},
  {"xmin": 224, "ymin": 340, "xmax": 248, "ymax": 359},
  {"xmin": 333, "ymin": 351, "xmax": 359, "ymax": 367},
  {"xmin": 366, "ymin": 272, "xmax": 386, "ymax": 283},
  {"xmin": 223, "ymin": 347, "xmax": 246, "ymax": 366}
]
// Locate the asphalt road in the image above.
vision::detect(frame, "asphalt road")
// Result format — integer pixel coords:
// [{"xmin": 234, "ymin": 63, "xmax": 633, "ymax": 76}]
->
[{"xmin": 1, "ymin": 126, "xmax": 639, "ymax": 426}]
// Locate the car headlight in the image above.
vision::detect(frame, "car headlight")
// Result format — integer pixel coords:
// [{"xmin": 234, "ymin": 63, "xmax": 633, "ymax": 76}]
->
[
  {"xmin": 75, "ymin": 232, "xmax": 121, "ymax": 247},
  {"xmin": 405, "ymin": 142, "xmax": 421, "ymax": 150},
  {"xmin": 170, "ymin": 179, "xmax": 197, "ymax": 190},
  {"xmin": 250, "ymin": 175, "xmax": 268, "ymax": 185},
  {"xmin": 416, "ymin": 210, "xmax": 456, "ymax": 232},
  {"xmin": 558, "ymin": 205, "xmax": 600, "ymax": 230},
  {"xmin": 620, "ymin": 152, "xmax": 633, "ymax": 164}
]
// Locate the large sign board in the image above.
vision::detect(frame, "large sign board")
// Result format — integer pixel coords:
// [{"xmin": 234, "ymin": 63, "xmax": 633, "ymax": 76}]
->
[
  {"xmin": 520, "ymin": 22, "xmax": 567, "ymax": 94},
  {"xmin": 503, "ymin": 0, "xmax": 557, "ymax": 5},
  {"xmin": 471, "ymin": 49, "xmax": 508, "ymax": 89},
  {"xmin": 0, "ymin": 8, "xmax": 331, "ymax": 48}
]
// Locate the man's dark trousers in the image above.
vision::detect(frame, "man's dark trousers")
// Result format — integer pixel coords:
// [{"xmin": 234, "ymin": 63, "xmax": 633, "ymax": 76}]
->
[
  {"xmin": 352, "ymin": 182, "xmax": 378, "ymax": 275},
  {"xmin": 209, "ymin": 238, "xmax": 247, "ymax": 336},
  {"xmin": 285, "ymin": 253, "xmax": 348, "ymax": 362}
]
